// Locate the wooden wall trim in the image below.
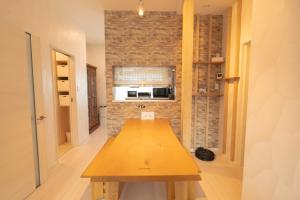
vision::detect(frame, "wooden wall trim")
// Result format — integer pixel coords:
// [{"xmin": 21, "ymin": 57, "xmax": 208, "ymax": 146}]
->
[
  {"xmin": 181, "ymin": 0, "xmax": 194, "ymax": 149},
  {"xmin": 230, "ymin": 0, "xmax": 242, "ymax": 161},
  {"xmin": 223, "ymin": 8, "xmax": 232, "ymax": 154},
  {"xmin": 87, "ymin": 64, "xmax": 98, "ymax": 69},
  {"xmin": 223, "ymin": 0, "xmax": 242, "ymax": 161}
]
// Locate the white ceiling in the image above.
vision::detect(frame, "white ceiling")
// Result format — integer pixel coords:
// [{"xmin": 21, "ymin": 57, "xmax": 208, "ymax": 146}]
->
[{"xmin": 68, "ymin": 0, "xmax": 235, "ymax": 44}]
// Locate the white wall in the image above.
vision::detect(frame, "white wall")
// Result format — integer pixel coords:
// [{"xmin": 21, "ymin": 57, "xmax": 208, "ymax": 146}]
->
[
  {"xmin": 86, "ymin": 44, "xmax": 107, "ymax": 126},
  {"xmin": 242, "ymin": 0, "xmax": 300, "ymax": 199},
  {"xmin": 0, "ymin": 0, "xmax": 89, "ymax": 168}
]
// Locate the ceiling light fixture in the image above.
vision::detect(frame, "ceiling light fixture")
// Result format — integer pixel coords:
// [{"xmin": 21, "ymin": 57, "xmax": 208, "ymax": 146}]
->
[{"xmin": 137, "ymin": 0, "xmax": 144, "ymax": 17}]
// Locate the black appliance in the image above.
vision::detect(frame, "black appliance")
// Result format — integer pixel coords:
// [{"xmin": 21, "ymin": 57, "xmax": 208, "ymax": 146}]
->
[
  {"xmin": 127, "ymin": 91, "xmax": 137, "ymax": 98},
  {"xmin": 195, "ymin": 147, "xmax": 215, "ymax": 161},
  {"xmin": 153, "ymin": 88, "xmax": 171, "ymax": 98},
  {"xmin": 138, "ymin": 92, "xmax": 151, "ymax": 98}
]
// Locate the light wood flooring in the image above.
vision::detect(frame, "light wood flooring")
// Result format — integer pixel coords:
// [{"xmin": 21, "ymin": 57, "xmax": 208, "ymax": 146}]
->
[
  {"xmin": 58, "ymin": 142, "xmax": 72, "ymax": 157},
  {"xmin": 26, "ymin": 127, "xmax": 242, "ymax": 200},
  {"xmin": 26, "ymin": 127, "xmax": 107, "ymax": 200},
  {"xmin": 196, "ymin": 155, "xmax": 243, "ymax": 200}
]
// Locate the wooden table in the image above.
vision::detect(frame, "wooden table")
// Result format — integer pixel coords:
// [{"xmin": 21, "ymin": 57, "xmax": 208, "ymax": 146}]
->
[{"xmin": 82, "ymin": 119, "xmax": 201, "ymax": 200}]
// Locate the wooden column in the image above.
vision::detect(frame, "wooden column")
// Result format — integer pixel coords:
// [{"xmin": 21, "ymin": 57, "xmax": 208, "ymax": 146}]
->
[
  {"xmin": 181, "ymin": 0, "xmax": 194, "ymax": 149},
  {"xmin": 223, "ymin": 1, "xmax": 242, "ymax": 161},
  {"xmin": 174, "ymin": 182, "xmax": 196, "ymax": 200}
]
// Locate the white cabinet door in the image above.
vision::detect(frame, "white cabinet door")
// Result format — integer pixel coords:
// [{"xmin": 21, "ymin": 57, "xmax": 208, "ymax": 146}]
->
[{"xmin": 0, "ymin": 22, "xmax": 36, "ymax": 199}]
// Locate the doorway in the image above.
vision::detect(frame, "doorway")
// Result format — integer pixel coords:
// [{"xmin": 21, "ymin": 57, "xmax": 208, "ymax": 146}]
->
[
  {"xmin": 87, "ymin": 64, "xmax": 100, "ymax": 133},
  {"xmin": 52, "ymin": 51, "xmax": 74, "ymax": 157}
]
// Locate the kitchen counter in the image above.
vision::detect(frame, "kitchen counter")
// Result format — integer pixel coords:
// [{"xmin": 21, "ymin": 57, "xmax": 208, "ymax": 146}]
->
[{"xmin": 112, "ymin": 99, "xmax": 177, "ymax": 103}]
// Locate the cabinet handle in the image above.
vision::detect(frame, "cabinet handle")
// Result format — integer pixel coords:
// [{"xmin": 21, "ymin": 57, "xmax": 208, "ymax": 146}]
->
[{"xmin": 37, "ymin": 115, "xmax": 46, "ymax": 121}]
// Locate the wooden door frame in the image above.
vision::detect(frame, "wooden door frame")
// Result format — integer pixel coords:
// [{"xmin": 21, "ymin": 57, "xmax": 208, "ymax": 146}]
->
[{"xmin": 50, "ymin": 49, "xmax": 78, "ymax": 160}]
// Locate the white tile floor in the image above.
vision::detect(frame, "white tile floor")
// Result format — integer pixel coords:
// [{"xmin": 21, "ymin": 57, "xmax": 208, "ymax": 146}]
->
[{"xmin": 26, "ymin": 127, "xmax": 242, "ymax": 200}]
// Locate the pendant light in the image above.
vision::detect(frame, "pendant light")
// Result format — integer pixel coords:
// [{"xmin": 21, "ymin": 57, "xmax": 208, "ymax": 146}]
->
[{"xmin": 137, "ymin": 0, "xmax": 144, "ymax": 17}]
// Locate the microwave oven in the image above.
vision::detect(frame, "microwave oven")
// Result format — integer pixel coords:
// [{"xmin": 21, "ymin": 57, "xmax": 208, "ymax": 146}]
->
[
  {"xmin": 153, "ymin": 88, "xmax": 171, "ymax": 98},
  {"xmin": 127, "ymin": 91, "xmax": 137, "ymax": 98}
]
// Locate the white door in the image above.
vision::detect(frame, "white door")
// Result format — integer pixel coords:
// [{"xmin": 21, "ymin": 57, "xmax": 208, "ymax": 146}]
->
[
  {"xmin": 29, "ymin": 34, "xmax": 48, "ymax": 184},
  {"xmin": 0, "ymin": 22, "xmax": 43, "ymax": 199}
]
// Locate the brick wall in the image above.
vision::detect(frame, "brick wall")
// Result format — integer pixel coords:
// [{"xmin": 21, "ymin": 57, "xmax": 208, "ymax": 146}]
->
[
  {"xmin": 192, "ymin": 15, "xmax": 224, "ymax": 148},
  {"xmin": 105, "ymin": 11, "xmax": 223, "ymax": 147},
  {"xmin": 105, "ymin": 11, "xmax": 182, "ymax": 137}
]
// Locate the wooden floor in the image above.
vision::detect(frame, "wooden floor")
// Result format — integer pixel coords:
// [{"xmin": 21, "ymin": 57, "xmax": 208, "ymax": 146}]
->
[
  {"xmin": 58, "ymin": 142, "xmax": 72, "ymax": 157},
  {"xmin": 118, "ymin": 155, "xmax": 242, "ymax": 200},
  {"xmin": 196, "ymin": 155, "xmax": 243, "ymax": 200},
  {"xmin": 26, "ymin": 127, "xmax": 107, "ymax": 200},
  {"xmin": 26, "ymin": 127, "xmax": 242, "ymax": 200}
]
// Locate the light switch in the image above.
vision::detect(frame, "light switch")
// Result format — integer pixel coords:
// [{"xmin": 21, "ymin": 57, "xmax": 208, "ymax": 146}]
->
[
  {"xmin": 141, "ymin": 112, "xmax": 155, "ymax": 120},
  {"xmin": 214, "ymin": 83, "xmax": 219, "ymax": 90}
]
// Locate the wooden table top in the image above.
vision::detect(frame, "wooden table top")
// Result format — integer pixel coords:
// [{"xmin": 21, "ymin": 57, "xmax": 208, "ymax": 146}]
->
[{"xmin": 82, "ymin": 119, "xmax": 201, "ymax": 182}]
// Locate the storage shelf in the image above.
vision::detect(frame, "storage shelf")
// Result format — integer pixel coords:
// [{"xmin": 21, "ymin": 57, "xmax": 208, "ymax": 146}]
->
[
  {"xmin": 224, "ymin": 77, "xmax": 240, "ymax": 81},
  {"xmin": 56, "ymin": 60, "xmax": 68, "ymax": 65},
  {"xmin": 193, "ymin": 61, "xmax": 225, "ymax": 65},
  {"xmin": 193, "ymin": 93, "xmax": 224, "ymax": 97}
]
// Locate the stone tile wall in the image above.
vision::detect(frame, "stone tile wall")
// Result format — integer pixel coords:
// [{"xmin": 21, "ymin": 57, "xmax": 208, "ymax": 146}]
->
[
  {"xmin": 105, "ymin": 11, "xmax": 223, "ymax": 147},
  {"xmin": 105, "ymin": 11, "xmax": 182, "ymax": 137},
  {"xmin": 193, "ymin": 15, "xmax": 224, "ymax": 148}
]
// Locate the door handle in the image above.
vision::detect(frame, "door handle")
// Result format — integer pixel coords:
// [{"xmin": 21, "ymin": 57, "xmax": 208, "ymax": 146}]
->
[{"xmin": 37, "ymin": 115, "xmax": 46, "ymax": 121}]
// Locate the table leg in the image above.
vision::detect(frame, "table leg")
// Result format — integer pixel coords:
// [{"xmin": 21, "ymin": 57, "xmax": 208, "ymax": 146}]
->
[
  {"xmin": 187, "ymin": 182, "xmax": 196, "ymax": 200},
  {"xmin": 174, "ymin": 181, "xmax": 196, "ymax": 200},
  {"xmin": 91, "ymin": 182, "xmax": 120, "ymax": 200},
  {"xmin": 166, "ymin": 181, "xmax": 175, "ymax": 200},
  {"xmin": 106, "ymin": 182, "xmax": 120, "ymax": 200},
  {"xmin": 91, "ymin": 182, "xmax": 104, "ymax": 200}
]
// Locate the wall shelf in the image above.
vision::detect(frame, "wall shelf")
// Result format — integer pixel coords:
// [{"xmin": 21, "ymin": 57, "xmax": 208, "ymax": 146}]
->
[
  {"xmin": 193, "ymin": 61, "xmax": 225, "ymax": 65},
  {"xmin": 56, "ymin": 60, "xmax": 68, "ymax": 65},
  {"xmin": 193, "ymin": 93, "xmax": 224, "ymax": 97},
  {"xmin": 224, "ymin": 76, "xmax": 240, "ymax": 81}
]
